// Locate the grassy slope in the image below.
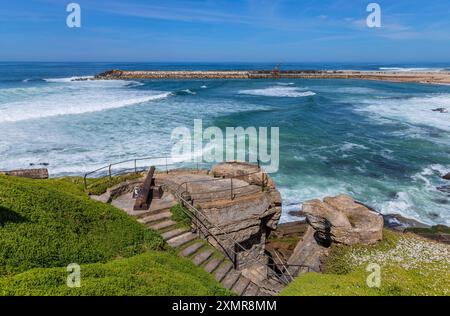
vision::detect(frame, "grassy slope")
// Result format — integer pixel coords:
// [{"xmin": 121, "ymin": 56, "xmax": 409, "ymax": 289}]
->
[
  {"xmin": 0, "ymin": 252, "xmax": 229, "ymax": 296},
  {"xmin": 280, "ymin": 230, "xmax": 450, "ymax": 296},
  {"xmin": 0, "ymin": 175, "xmax": 230, "ymax": 296}
]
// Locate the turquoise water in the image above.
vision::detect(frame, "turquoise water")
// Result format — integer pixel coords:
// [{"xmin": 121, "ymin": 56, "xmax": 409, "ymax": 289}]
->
[{"xmin": 0, "ymin": 62, "xmax": 449, "ymax": 225}]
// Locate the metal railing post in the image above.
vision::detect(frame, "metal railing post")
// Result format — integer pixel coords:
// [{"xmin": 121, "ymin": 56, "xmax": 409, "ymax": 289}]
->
[
  {"xmin": 108, "ymin": 165, "xmax": 112, "ymax": 180},
  {"xmin": 262, "ymin": 173, "xmax": 265, "ymax": 192},
  {"xmin": 230, "ymin": 178, "xmax": 233, "ymax": 200},
  {"xmin": 166, "ymin": 157, "xmax": 168, "ymax": 174},
  {"xmin": 134, "ymin": 159, "xmax": 137, "ymax": 173},
  {"xmin": 83, "ymin": 174, "xmax": 87, "ymax": 190}
]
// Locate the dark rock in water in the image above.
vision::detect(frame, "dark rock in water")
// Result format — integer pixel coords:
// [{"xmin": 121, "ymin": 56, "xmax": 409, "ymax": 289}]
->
[
  {"xmin": 29, "ymin": 162, "xmax": 50, "ymax": 167},
  {"xmin": 432, "ymin": 108, "xmax": 448, "ymax": 113},
  {"xmin": 383, "ymin": 214, "xmax": 430, "ymax": 232},
  {"xmin": 443, "ymin": 172, "xmax": 450, "ymax": 180},
  {"xmin": 437, "ymin": 185, "xmax": 450, "ymax": 195}
]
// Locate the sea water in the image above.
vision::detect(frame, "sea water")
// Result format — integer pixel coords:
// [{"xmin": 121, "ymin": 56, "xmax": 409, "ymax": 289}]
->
[{"xmin": 0, "ymin": 62, "xmax": 449, "ymax": 225}]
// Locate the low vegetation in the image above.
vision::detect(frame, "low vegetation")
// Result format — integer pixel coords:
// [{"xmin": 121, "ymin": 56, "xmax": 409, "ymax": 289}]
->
[
  {"xmin": 0, "ymin": 252, "xmax": 230, "ymax": 296},
  {"xmin": 68, "ymin": 173, "xmax": 143, "ymax": 196},
  {"xmin": 0, "ymin": 175, "xmax": 229, "ymax": 296},
  {"xmin": 170, "ymin": 203, "xmax": 192, "ymax": 228},
  {"xmin": 280, "ymin": 230, "xmax": 450, "ymax": 296}
]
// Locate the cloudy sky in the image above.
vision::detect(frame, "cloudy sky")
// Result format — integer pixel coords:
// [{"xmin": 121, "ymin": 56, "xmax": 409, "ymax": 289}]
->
[{"xmin": 1, "ymin": 0, "xmax": 450, "ymax": 62}]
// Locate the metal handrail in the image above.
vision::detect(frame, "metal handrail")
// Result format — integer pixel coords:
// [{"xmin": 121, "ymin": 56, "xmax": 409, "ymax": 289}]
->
[
  {"xmin": 83, "ymin": 156, "xmax": 212, "ymax": 190},
  {"xmin": 174, "ymin": 168, "xmax": 267, "ymax": 201},
  {"xmin": 166, "ymin": 181, "xmax": 292, "ymax": 287}
]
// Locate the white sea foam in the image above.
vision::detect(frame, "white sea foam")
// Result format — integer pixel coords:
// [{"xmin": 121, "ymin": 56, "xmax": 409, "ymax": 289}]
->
[
  {"xmin": 276, "ymin": 82, "xmax": 295, "ymax": 86},
  {"xmin": 181, "ymin": 89, "xmax": 196, "ymax": 95},
  {"xmin": 0, "ymin": 79, "xmax": 170, "ymax": 122},
  {"xmin": 379, "ymin": 67, "xmax": 447, "ymax": 72},
  {"xmin": 357, "ymin": 94, "xmax": 450, "ymax": 132},
  {"xmin": 239, "ymin": 86, "xmax": 316, "ymax": 98},
  {"xmin": 340, "ymin": 142, "xmax": 369, "ymax": 151}
]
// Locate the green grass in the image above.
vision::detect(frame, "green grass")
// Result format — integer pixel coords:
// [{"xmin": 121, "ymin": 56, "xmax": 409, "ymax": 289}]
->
[
  {"xmin": 170, "ymin": 203, "xmax": 192, "ymax": 228},
  {"xmin": 66, "ymin": 173, "xmax": 143, "ymax": 196},
  {"xmin": 0, "ymin": 175, "xmax": 230, "ymax": 296},
  {"xmin": 0, "ymin": 175, "xmax": 165, "ymax": 275},
  {"xmin": 0, "ymin": 252, "xmax": 231, "ymax": 296},
  {"xmin": 280, "ymin": 230, "xmax": 450, "ymax": 296}
]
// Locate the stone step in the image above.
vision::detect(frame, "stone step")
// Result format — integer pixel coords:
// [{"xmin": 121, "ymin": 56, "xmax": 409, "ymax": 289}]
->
[
  {"xmin": 134, "ymin": 207, "xmax": 171, "ymax": 219},
  {"xmin": 149, "ymin": 219, "xmax": 177, "ymax": 231},
  {"xmin": 162, "ymin": 227, "xmax": 189, "ymax": 241},
  {"xmin": 179, "ymin": 242, "xmax": 204, "ymax": 257},
  {"xmin": 167, "ymin": 232, "xmax": 197, "ymax": 248},
  {"xmin": 214, "ymin": 262, "xmax": 233, "ymax": 282},
  {"xmin": 138, "ymin": 211, "xmax": 172, "ymax": 224},
  {"xmin": 192, "ymin": 249, "xmax": 214, "ymax": 266},
  {"xmin": 242, "ymin": 283, "xmax": 259, "ymax": 296},
  {"xmin": 203, "ymin": 258, "xmax": 223, "ymax": 273},
  {"xmin": 221, "ymin": 270, "xmax": 241, "ymax": 290},
  {"xmin": 231, "ymin": 276, "xmax": 251, "ymax": 296}
]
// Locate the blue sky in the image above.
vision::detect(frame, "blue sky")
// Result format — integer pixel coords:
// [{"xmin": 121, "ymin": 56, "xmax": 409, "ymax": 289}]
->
[{"xmin": 1, "ymin": 0, "xmax": 450, "ymax": 62}]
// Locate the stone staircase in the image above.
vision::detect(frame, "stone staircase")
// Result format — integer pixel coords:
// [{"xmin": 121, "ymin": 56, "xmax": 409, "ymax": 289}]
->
[{"xmin": 134, "ymin": 208, "xmax": 267, "ymax": 296}]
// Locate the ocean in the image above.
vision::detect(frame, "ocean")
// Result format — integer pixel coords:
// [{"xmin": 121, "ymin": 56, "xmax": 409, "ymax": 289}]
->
[{"xmin": 1, "ymin": 62, "xmax": 449, "ymax": 225}]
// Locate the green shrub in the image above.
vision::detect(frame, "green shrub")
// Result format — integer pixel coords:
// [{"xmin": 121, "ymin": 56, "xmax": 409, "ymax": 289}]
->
[
  {"xmin": 0, "ymin": 252, "xmax": 231, "ymax": 296},
  {"xmin": 0, "ymin": 175, "xmax": 165, "ymax": 275}
]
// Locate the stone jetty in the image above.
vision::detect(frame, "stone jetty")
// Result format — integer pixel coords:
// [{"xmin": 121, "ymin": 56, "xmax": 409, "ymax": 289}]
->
[{"xmin": 94, "ymin": 69, "xmax": 450, "ymax": 84}]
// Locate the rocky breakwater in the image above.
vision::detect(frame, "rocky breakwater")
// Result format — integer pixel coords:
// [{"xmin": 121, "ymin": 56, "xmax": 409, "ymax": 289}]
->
[
  {"xmin": 95, "ymin": 69, "xmax": 251, "ymax": 80},
  {"xmin": 287, "ymin": 195, "xmax": 384, "ymax": 276}
]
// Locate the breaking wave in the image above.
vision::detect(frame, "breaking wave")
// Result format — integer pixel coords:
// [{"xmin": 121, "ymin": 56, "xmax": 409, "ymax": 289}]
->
[{"xmin": 239, "ymin": 86, "xmax": 316, "ymax": 98}]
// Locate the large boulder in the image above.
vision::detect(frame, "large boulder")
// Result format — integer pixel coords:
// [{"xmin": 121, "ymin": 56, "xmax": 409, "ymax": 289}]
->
[
  {"xmin": 303, "ymin": 195, "xmax": 383, "ymax": 245},
  {"xmin": 212, "ymin": 161, "xmax": 275, "ymax": 188},
  {"xmin": 443, "ymin": 173, "xmax": 450, "ymax": 181}
]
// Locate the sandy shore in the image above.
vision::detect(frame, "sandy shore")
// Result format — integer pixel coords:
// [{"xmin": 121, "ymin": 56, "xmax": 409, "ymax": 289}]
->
[{"xmin": 94, "ymin": 69, "xmax": 450, "ymax": 85}]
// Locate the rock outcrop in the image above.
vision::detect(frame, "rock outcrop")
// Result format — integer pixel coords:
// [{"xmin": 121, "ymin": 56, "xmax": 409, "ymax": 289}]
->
[
  {"xmin": 1, "ymin": 168, "xmax": 49, "ymax": 179},
  {"xmin": 286, "ymin": 195, "xmax": 383, "ymax": 277},
  {"xmin": 156, "ymin": 162, "xmax": 282, "ymax": 288},
  {"xmin": 443, "ymin": 173, "xmax": 450, "ymax": 181},
  {"xmin": 303, "ymin": 195, "xmax": 383, "ymax": 245}
]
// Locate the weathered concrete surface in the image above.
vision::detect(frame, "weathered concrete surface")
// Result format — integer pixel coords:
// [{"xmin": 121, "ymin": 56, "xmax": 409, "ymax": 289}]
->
[
  {"xmin": 111, "ymin": 191, "xmax": 177, "ymax": 216},
  {"xmin": 2, "ymin": 168, "xmax": 49, "ymax": 179},
  {"xmin": 303, "ymin": 194, "xmax": 383, "ymax": 245}
]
